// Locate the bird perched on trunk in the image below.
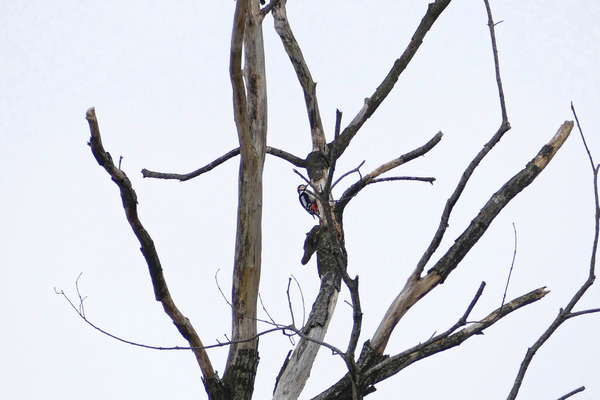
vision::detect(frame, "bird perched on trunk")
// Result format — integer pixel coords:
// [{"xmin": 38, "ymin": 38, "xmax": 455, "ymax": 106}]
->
[{"xmin": 297, "ymin": 184, "xmax": 319, "ymax": 219}]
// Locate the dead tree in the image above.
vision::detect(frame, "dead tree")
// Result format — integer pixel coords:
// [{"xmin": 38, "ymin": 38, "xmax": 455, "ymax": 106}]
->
[{"xmin": 80, "ymin": 1, "xmax": 598, "ymax": 399}]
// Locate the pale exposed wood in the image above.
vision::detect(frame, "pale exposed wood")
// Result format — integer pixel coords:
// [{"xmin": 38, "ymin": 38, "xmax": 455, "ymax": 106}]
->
[
  {"xmin": 370, "ymin": 273, "xmax": 441, "ymax": 354},
  {"xmin": 223, "ymin": 0, "xmax": 267, "ymax": 398},
  {"xmin": 273, "ymin": 291, "xmax": 339, "ymax": 400}
]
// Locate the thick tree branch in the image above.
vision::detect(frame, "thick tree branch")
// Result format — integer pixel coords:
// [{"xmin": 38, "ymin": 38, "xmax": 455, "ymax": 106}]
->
[
  {"xmin": 272, "ymin": 0, "xmax": 326, "ymax": 152},
  {"xmin": 222, "ymin": 1, "xmax": 267, "ymax": 397},
  {"xmin": 370, "ymin": 121, "xmax": 573, "ymax": 357},
  {"xmin": 266, "ymin": 146, "xmax": 307, "ymax": 167},
  {"xmin": 331, "ymin": 0, "xmax": 452, "ymax": 160},
  {"xmin": 365, "ymin": 288, "xmax": 549, "ymax": 391},
  {"xmin": 414, "ymin": 0, "xmax": 511, "ymax": 277},
  {"xmin": 430, "ymin": 121, "xmax": 572, "ymax": 281},
  {"xmin": 84, "ymin": 107, "xmax": 217, "ymax": 384},
  {"xmin": 314, "ymin": 286, "xmax": 549, "ymax": 400}
]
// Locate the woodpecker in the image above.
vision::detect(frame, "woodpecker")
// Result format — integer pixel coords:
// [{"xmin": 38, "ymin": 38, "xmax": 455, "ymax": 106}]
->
[{"xmin": 297, "ymin": 184, "xmax": 320, "ymax": 219}]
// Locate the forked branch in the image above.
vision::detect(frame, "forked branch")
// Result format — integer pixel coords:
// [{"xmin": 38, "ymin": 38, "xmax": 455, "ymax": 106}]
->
[
  {"xmin": 506, "ymin": 106, "xmax": 599, "ymax": 400},
  {"xmin": 314, "ymin": 286, "xmax": 549, "ymax": 400},
  {"xmin": 370, "ymin": 121, "xmax": 573, "ymax": 356},
  {"xmin": 414, "ymin": 0, "xmax": 511, "ymax": 277},
  {"xmin": 335, "ymin": 132, "xmax": 442, "ymax": 216}
]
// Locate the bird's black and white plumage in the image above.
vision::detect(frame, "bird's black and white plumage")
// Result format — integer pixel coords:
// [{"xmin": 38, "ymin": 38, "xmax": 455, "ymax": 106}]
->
[{"xmin": 297, "ymin": 184, "xmax": 319, "ymax": 218}]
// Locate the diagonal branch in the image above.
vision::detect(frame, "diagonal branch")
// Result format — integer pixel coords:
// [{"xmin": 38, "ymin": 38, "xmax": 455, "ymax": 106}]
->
[
  {"xmin": 414, "ymin": 0, "xmax": 511, "ymax": 278},
  {"xmin": 556, "ymin": 386, "xmax": 586, "ymax": 400},
  {"xmin": 506, "ymin": 108, "xmax": 599, "ymax": 400},
  {"xmin": 142, "ymin": 147, "xmax": 241, "ymax": 181},
  {"xmin": 430, "ymin": 121, "xmax": 573, "ymax": 282},
  {"xmin": 314, "ymin": 286, "xmax": 548, "ymax": 400},
  {"xmin": 272, "ymin": 0, "xmax": 326, "ymax": 151},
  {"xmin": 335, "ymin": 131, "xmax": 442, "ymax": 217},
  {"xmin": 331, "ymin": 0, "xmax": 452, "ymax": 160},
  {"xmin": 370, "ymin": 121, "xmax": 573, "ymax": 356},
  {"xmin": 85, "ymin": 107, "xmax": 216, "ymax": 383},
  {"xmin": 364, "ymin": 287, "xmax": 549, "ymax": 392},
  {"xmin": 484, "ymin": 0, "xmax": 508, "ymax": 122}
]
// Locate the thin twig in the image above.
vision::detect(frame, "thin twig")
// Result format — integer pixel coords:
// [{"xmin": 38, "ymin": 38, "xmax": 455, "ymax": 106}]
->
[
  {"xmin": 290, "ymin": 274, "xmax": 306, "ymax": 326},
  {"xmin": 286, "ymin": 278, "xmax": 296, "ymax": 327},
  {"xmin": 56, "ymin": 286, "xmax": 282, "ymax": 350},
  {"xmin": 507, "ymin": 113, "xmax": 597, "ymax": 400},
  {"xmin": 215, "ymin": 269, "xmax": 290, "ymax": 327},
  {"xmin": 555, "ymin": 386, "xmax": 585, "ymax": 400},
  {"xmin": 565, "ymin": 308, "xmax": 600, "ymax": 318},
  {"xmin": 332, "ymin": 161, "xmax": 365, "ymax": 190},
  {"xmin": 75, "ymin": 272, "xmax": 87, "ymax": 318},
  {"xmin": 500, "ymin": 223, "xmax": 518, "ymax": 309},
  {"xmin": 336, "ymin": 132, "xmax": 442, "ymax": 215},
  {"xmin": 483, "ymin": 0, "xmax": 508, "ymax": 122},
  {"xmin": 293, "ymin": 168, "xmax": 310, "ymax": 184},
  {"xmin": 215, "ymin": 269, "xmax": 233, "ymax": 308},
  {"xmin": 369, "ymin": 176, "xmax": 435, "ymax": 185},
  {"xmin": 571, "ymin": 102, "xmax": 596, "ymax": 170},
  {"xmin": 259, "ymin": 293, "xmax": 277, "ymax": 326}
]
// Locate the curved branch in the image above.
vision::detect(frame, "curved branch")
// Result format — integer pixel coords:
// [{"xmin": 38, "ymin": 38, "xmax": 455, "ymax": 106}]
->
[
  {"xmin": 142, "ymin": 148, "xmax": 241, "ymax": 181},
  {"xmin": 85, "ymin": 107, "xmax": 216, "ymax": 382},
  {"xmin": 267, "ymin": 146, "xmax": 307, "ymax": 167},
  {"xmin": 141, "ymin": 146, "xmax": 305, "ymax": 182},
  {"xmin": 335, "ymin": 131, "xmax": 442, "ymax": 216}
]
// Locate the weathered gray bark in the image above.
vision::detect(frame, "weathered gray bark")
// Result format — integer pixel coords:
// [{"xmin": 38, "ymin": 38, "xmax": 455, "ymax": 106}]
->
[{"xmin": 222, "ymin": 0, "xmax": 268, "ymax": 398}]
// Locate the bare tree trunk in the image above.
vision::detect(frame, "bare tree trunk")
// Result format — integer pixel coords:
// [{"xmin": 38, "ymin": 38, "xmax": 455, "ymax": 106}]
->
[{"xmin": 222, "ymin": 1, "xmax": 267, "ymax": 399}]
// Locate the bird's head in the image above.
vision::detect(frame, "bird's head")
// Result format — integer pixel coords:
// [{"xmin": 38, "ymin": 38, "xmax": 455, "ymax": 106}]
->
[{"xmin": 297, "ymin": 184, "xmax": 307, "ymax": 193}]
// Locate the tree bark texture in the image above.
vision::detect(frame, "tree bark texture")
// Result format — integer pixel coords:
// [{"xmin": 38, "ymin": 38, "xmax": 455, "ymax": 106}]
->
[{"xmin": 223, "ymin": 1, "xmax": 267, "ymax": 399}]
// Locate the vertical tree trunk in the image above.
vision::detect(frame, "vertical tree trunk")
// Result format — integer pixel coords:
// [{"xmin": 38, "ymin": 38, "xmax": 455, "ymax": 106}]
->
[{"xmin": 222, "ymin": 1, "xmax": 267, "ymax": 399}]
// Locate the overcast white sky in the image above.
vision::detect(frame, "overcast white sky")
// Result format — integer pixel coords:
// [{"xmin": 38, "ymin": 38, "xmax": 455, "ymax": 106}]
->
[{"xmin": 2, "ymin": 1, "xmax": 599, "ymax": 399}]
